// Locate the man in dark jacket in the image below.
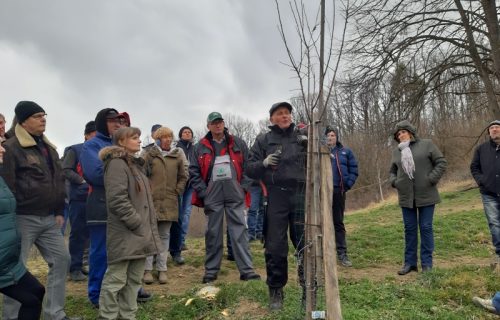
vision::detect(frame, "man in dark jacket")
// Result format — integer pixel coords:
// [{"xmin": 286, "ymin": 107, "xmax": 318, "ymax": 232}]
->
[
  {"xmin": 190, "ymin": 112, "xmax": 260, "ymax": 284},
  {"xmin": 471, "ymin": 120, "xmax": 500, "ymax": 269},
  {"xmin": 246, "ymin": 102, "xmax": 307, "ymax": 310},
  {"xmin": 62, "ymin": 121, "xmax": 96, "ymax": 281},
  {"xmin": 325, "ymin": 127, "xmax": 358, "ymax": 267},
  {"xmin": 1, "ymin": 101, "xmax": 79, "ymax": 320}
]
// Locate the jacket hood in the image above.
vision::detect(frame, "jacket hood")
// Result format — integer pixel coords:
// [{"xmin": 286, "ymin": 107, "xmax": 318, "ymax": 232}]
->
[
  {"xmin": 393, "ymin": 120, "xmax": 419, "ymax": 142},
  {"xmin": 95, "ymin": 108, "xmax": 119, "ymax": 137},
  {"xmin": 148, "ymin": 144, "xmax": 182, "ymax": 158},
  {"xmin": 99, "ymin": 146, "xmax": 144, "ymax": 166}
]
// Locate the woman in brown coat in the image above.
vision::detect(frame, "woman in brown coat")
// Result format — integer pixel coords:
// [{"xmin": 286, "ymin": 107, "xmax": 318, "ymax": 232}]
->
[
  {"xmin": 142, "ymin": 126, "xmax": 188, "ymax": 284},
  {"xmin": 98, "ymin": 127, "xmax": 161, "ymax": 319}
]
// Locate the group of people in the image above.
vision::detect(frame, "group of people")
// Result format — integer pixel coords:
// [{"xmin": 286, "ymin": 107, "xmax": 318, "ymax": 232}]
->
[{"xmin": 0, "ymin": 99, "xmax": 498, "ymax": 318}]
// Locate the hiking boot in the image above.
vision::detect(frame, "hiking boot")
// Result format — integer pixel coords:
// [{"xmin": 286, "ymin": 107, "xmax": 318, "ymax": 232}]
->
[
  {"xmin": 491, "ymin": 255, "xmax": 500, "ymax": 273},
  {"xmin": 137, "ymin": 287, "xmax": 153, "ymax": 303},
  {"xmin": 240, "ymin": 272, "xmax": 261, "ymax": 281},
  {"xmin": 269, "ymin": 287, "xmax": 284, "ymax": 311},
  {"xmin": 143, "ymin": 271, "xmax": 154, "ymax": 284},
  {"xmin": 226, "ymin": 254, "xmax": 235, "ymax": 261},
  {"xmin": 422, "ymin": 265, "xmax": 432, "ymax": 273},
  {"xmin": 472, "ymin": 296, "xmax": 497, "ymax": 314},
  {"xmin": 173, "ymin": 255, "xmax": 185, "ymax": 265},
  {"xmin": 81, "ymin": 265, "xmax": 89, "ymax": 275},
  {"xmin": 70, "ymin": 270, "xmax": 87, "ymax": 281},
  {"xmin": 397, "ymin": 265, "xmax": 418, "ymax": 275},
  {"xmin": 202, "ymin": 274, "xmax": 217, "ymax": 284},
  {"xmin": 339, "ymin": 254, "xmax": 353, "ymax": 267},
  {"xmin": 158, "ymin": 271, "xmax": 167, "ymax": 284}
]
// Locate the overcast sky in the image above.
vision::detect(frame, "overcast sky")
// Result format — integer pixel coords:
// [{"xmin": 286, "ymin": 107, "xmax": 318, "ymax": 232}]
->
[{"xmin": 0, "ymin": 1, "xmax": 334, "ymax": 149}]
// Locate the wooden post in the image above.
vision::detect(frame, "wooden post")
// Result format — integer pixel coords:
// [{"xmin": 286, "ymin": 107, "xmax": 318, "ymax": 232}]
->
[{"xmin": 321, "ymin": 146, "xmax": 342, "ymax": 319}]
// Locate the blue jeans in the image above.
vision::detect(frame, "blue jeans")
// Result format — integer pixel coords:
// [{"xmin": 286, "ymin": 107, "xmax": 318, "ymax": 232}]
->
[
  {"xmin": 493, "ymin": 292, "xmax": 500, "ymax": 313},
  {"xmin": 247, "ymin": 185, "xmax": 264, "ymax": 239},
  {"xmin": 402, "ymin": 205, "xmax": 435, "ymax": 267},
  {"xmin": 69, "ymin": 200, "xmax": 89, "ymax": 272},
  {"xmin": 169, "ymin": 195, "xmax": 183, "ymax": 257},
  {"xmin": 180, "ymin": 186, "xmax": 194, "ymax": 246},
  {"xmin": 60, "ymin": 202, "xmax": 70, "ymax": 235},
  {"xmin": 88, "ymin": 224, "xmax": 107, "ymax": 305},
  {"xmin": 481, "ymin": 194, "xmax": 500, "ymax": 256}
]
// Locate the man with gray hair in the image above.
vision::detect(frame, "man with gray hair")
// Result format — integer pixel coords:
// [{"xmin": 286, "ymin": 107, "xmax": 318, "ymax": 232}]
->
[
  {"xmin": 1, "ymin": 101, "xmax": 80, "ymax": 320},
  {"xmin": 471, "ymin": 120, "xmax": 500, "ymax": 271}
]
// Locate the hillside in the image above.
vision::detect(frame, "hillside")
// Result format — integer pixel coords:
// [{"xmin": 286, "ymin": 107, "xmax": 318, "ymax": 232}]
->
[{"xmin": 6, "ymin": 182, "xmax": 499, "ymax": 319}]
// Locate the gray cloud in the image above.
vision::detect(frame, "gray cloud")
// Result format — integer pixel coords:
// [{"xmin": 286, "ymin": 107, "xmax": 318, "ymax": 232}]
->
[{"xmin": 0, "ymin": 0, "xmax": 301, "ymax": 149}]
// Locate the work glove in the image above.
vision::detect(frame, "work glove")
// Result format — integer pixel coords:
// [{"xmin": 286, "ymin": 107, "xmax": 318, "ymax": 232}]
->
[{"xmin": 263, "ymin": 152, "xmax": 281, "ymax": 168}]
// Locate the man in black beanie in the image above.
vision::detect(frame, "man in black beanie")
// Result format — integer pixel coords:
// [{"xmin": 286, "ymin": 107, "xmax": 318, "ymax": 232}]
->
[
  {"xmin": 62, "ymin": 121, "xmax": 97, "ymax": 282},
  {"xmin": 1, "ymin": 101, "xmax": 81, "ymax": 320}
]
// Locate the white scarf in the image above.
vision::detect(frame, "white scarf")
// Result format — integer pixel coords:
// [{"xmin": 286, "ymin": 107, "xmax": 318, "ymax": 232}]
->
[{"xmin": 398, "ymin": 141, "xmax": 415, "ymax": 180}]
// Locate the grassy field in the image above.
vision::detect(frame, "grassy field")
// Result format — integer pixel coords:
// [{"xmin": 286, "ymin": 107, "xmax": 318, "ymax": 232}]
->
[{"xmin": 9, "ymin": 183, "xmax": 500, "ymax": 319}]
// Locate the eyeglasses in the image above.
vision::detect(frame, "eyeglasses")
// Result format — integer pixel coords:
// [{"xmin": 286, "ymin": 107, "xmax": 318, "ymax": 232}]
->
[
  {"xmin": 107, "ymin": 118, "xmax": 128, "ymax": 125},
  {"xmin": 31, "ymin": 113, "xmax": 47, "ymax": 120}
]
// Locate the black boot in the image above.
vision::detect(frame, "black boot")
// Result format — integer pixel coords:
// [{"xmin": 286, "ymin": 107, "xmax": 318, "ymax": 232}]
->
[{"xmin": 269, "ymin": 287, "xmax": 284, "ymax": 311}]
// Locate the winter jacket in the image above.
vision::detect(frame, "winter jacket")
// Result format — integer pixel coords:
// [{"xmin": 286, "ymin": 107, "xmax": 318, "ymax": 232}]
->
[
  {"xmin": 143, "ymin": 145, "xmax": 188, "ymax": 221},
  {"xmin": 246, "ymin": 123, "xmax": 307, "ymax": 187},
  {"xmin": 100, "ymin": 146, "xmax": 161, "ymax": 264},
  {"xmin": 62, "ymin": 143, "xmax": 89, "ymax": 202},
  {"xmin": 80, "ymin": 132, "xmax": 113, "ymax": 225},
  {"xmin": 1, "ymin": 124, "xmax": 65, "ymax": 216},
  {"xmin": 177, "ymin": 138, "xmax": 194, "ymax": 187},
  {"xmin": 389, "ymin": 121, "xmax": 447, "ymax": 208},
  {"xmin": 330, "ymin": 142, "xmax": 358, "ymax": 192},
  {"xmin": 190, "ymin": 130, "xmax": 251, "ymax": 207},
  {"xmin": 0, "ymin": 177, "xmax": 27, "ymax": 288},
  {"xmin": 470, "ymin": 139, "xmax": 500, "ymax": 197}
]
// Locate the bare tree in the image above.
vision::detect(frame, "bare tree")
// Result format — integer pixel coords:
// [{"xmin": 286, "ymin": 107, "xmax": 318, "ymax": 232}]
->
[
  {"xmin": 275, "ymin": 0, "xmax": 352, "ymax": 318},
  {"xmin": 223, "ymin": 113, "xmax": 258, "ymax": 147},
  {"xmin": 346, "ymin": 0, "xmax": 500, "ymax": 118}
]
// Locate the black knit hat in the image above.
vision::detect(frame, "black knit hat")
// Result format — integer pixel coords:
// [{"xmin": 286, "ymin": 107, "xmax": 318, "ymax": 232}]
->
[
  {"xmin": 15, "ymin": 101, "xmax": 45, "ymax": 124},
  {"xmin": 151, "ymin": 124, "xmax": 161, "ymax": 134},
  {"xmin": 178, "ymin": 126, "xmax": 194, "ymax": 139},
  {"xmin": 95, "ymin": 108, "xmax": 119, "ymax": 136},
  {"xmin": 84, "ymin": 121, "xmax": 96, "ymax": 135}
]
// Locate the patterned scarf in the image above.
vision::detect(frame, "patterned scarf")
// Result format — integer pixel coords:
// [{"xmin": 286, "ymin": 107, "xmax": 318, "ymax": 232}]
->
[{"xmin": 398, "ymin": 140, "xmax": 415, "ymax": 180}]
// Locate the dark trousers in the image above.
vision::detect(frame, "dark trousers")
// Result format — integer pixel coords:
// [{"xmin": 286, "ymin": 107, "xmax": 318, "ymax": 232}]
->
[
  {"xmin": 169, "ymin": 196, "xmax": 183, "ymax": 258},
  {"xmin": 332, "ymin": 190, "xmax": 347, "ymax": 256},
  {"xmin": 264, "ymin": 185, "xmax": 305, "ymax": 289},
  {"xmin": 69, "ymin": 200, "xmax": 89, "ymax": 272},
  {"xmin": 0, "ymin": 272, "xmax": 45, "ymax": 320}
]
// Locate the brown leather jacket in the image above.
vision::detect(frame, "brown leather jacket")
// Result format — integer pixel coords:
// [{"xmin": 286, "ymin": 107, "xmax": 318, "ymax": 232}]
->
[{"xmin": 1, "ymin": 125, "xmax": 65, "ymax": 216}]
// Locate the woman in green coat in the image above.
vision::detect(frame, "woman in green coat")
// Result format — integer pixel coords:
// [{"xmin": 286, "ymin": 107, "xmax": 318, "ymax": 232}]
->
[
  {"xmin": 0, "ymin": 144, "xmax": 45, "ymax": 319},
  {"xmin": 390, "ymin": 120, "xmax": 447, "ymax": 275}
]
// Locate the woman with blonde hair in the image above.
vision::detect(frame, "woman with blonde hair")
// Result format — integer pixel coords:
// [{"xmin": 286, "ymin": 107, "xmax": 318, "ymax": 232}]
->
[
  {"xmin": 98, "ymin": 127, "xmax": 161, "ymax": 319},
  {"xmin": 142, "ymin": 126, "xmax": 188, "ymax": 284}
]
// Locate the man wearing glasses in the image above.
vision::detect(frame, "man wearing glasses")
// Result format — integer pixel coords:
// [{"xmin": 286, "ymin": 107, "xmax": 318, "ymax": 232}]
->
[
  {"xmin": 80, "ymin": 108, "xmax": 152, "ymax": 309},
  {"xmin": 1, "ymin": 101, "xmax": 81, "ymax": 320}
]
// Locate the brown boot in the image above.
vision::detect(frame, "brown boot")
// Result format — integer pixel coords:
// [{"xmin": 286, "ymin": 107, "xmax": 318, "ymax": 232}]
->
[
  {"xmin": 143, "ymin": 271, "xmax": 154, "ymax": 285},
  {"xmin": 158, "ymin": 271, "xmax": 167, "ymax": 284}
]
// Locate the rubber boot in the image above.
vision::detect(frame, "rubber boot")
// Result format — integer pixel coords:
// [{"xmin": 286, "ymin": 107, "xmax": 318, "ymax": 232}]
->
[{"xmin": 269, "ymin": 287, "xmax": 284, "ymax": 311}]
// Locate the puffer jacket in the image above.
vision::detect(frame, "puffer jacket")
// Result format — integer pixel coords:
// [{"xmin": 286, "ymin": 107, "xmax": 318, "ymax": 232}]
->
[
  {"xmin": 246, "ymin": 123, "xmax": 307, "ymax": 187},
  {"xmin": 330, "ymin": 142, "xmax": 358, "ymax": 192},
  {"xmin": 80, "ymin": 132, "xmax": 113, "ymax": 225},
  {"xmin": 389, "ymin": 120, "xmax": 447, "ymax": 208},
  {"xmin": 143, "ymin": 145, "xmax": 188, "ymax": 221},
  {"xmin": 100, "ymin": 146, "xmax": 162, "ymax": 264},
  {"xmin": 0, "ymin": 177, "xmax": 27, "ymax": 288},
  {"xmin": 1, "ymin": 124, "xmax": 65, "ymax": 216}
]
